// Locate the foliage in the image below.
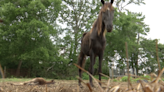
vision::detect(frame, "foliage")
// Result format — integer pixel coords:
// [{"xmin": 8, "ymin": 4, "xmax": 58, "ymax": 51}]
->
[
  {"xmin": 140, "ymin": 39, "xmax": 164, "ymax": 73},
  {"xmin": 0, "ymin": 0, "xmax": 61, "ymax": 77}
]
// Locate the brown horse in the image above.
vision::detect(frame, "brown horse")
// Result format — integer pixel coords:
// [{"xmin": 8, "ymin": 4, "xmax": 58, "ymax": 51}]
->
[{"xmin": 78, "ymin": 0, "xmax": 114, "ymax": 87}]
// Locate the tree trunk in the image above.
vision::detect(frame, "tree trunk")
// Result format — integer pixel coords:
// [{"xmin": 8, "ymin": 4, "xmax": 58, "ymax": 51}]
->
[
  {"xmin": 0, "ymin": 64, "xmax": 5, "ymax": 78},
  {"xmin": 136, "ymin": 33, "xmax": 140, "ymax": 75},
  {"xmin": 16, "ymin": 60, "xmax": 22, "ymax": 77}
]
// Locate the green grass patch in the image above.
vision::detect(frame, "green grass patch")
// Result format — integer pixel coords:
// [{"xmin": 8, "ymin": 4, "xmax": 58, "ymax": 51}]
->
[
  {"xmin": 110, "ymin": 75, "xmax": 151, "ymax": 82},
  {"xmin": 82, "ymin": 73, "xmax": 108, "ymax": 80},
  {"xmin": 112, "ymin": 79, "xmax": 118, "ymax": 82},
  {"xmin": 121, "ymin": 76, "xmax": 133, "ymax": 82},
  {"xmin": 0, "ymin": 78, "xmax": 54, "ymax": 82},
  {"xmin": 0, "ymin": 78, "xmax": 31, "ymax": 82},
  {"xmin": 131, "ymin": 75, "xmax": 150, "ymax": 82}
]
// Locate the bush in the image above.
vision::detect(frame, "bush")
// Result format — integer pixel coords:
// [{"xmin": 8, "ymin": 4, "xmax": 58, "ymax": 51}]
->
[{"xmin": 82, "ymin": 73, "xmax": 89, "ymax": 80}]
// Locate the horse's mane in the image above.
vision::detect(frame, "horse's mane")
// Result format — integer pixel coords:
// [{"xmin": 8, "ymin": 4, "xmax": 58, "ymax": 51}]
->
[{"xmin": 90, "ymin": 3, "xmax": 113, "ymax": 36}]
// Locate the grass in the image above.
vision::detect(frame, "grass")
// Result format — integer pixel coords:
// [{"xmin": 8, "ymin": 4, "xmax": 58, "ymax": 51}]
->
[
  {"xmin": 81, "ymin": 73, "xmax": 151, "ymax": 82},
  {"xmin": 0, "ymin": 78, "xmax": 31, "ymax": 82},
  {"xmin": 0, "ymin": 74, "xmax": 159, "ymax": 83},
  {"xmin": 82, "ymin": 73, "xmax": 108, "ymax": 80},
  {"xmin": 0, "ymin": 77, "xmax": 55, "ymax": 82}
]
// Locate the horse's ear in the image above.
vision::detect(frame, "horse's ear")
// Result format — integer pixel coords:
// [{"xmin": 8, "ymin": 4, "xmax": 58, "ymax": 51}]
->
[
  {"xmin": 111, "ymin": 0, "xmax": 114, "ymax": 4},
  {"xmin": 101, "ymin": 0, "xmax": 104, "ymax": 5}
]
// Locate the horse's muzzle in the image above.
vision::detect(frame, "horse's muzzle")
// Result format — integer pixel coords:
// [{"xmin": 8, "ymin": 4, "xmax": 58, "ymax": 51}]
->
[{"xmin": 107, "ymin": 25, "xmax": 113, "ymax": 32}]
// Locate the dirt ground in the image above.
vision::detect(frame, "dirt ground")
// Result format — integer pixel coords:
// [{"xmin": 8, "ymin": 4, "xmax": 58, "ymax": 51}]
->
[{"xmin": 0, "ymin": 79, "xmax": 140, "ymax": 92}]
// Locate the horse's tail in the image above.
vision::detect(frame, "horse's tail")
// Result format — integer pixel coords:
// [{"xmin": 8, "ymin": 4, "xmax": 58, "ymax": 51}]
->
[
  {"xmin": 81, "ymin": 32, "xmax": 87, "ymax": 42},
  {"xmin": 77, "ymin": 52, "xmax": 86, "ymax": 69}
]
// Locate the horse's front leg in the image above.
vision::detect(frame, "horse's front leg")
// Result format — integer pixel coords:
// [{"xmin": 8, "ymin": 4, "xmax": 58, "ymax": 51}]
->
[
  {"xmin": 98, "ymin": 52, "xmax": 103, "ymax": 86},
  {"xmin": 89, "ymin": 50, "xmax": 95, "ymax": 87}
]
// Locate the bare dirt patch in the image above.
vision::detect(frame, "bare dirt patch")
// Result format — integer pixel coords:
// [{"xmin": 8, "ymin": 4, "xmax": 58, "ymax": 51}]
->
[{"xmin": 0, "ymin": 80, "xmax": 140, "ymax": 92}]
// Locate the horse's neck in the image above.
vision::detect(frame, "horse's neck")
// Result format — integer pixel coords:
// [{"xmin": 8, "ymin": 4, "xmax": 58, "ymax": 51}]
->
[
  {"xmin": 97, "ymin": 20, "xmax": 105, "ymax": 37},
  {"xmin": 91, "ymin": 19, "xmax": 106, "ymax": 37},
  {"xmin": 98, "ymin": 24, "xmax": 106, "ymax": 37}
]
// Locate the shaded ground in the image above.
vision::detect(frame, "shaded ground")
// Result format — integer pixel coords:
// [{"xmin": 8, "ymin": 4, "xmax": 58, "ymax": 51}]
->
[{"xmin": 0, "ymin": 79, "xmax": 140, "ymax": 92}]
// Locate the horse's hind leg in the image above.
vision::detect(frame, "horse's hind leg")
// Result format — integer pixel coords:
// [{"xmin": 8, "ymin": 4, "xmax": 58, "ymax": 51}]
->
[
  {"xmin": 89, "ymin": 51, "xmax": 96, "ymax": 87},
  {"xmin": 77, "ymin": 51, "xmax": 86, "ymax": 86}
]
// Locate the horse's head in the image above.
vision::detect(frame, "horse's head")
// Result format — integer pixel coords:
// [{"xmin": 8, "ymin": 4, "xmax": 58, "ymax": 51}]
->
[{"xmin": 100, "ymin": 0, "xmax": 114, "ymax": 32}]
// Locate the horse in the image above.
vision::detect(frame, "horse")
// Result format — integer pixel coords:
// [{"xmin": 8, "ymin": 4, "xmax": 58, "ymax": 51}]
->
[{"xmin": 78, "ymin": 0, "xmax": 114, "ymax": 87}]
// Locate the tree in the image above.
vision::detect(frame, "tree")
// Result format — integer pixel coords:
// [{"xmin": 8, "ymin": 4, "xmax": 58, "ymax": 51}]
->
[
  {"xmin": 0, "ymin": 0, "xmax": 61, "ymax": 77},
  {"xmin": 104, "ymin": 9, "xmax": 149, "ymax": 75},
  {"xmin": 115, "ymin": 0, "xmax": 145, "ymax": 12},
  {"xmin": 140, "ymin": 39, "xmax": 164, "ymax": 73}
]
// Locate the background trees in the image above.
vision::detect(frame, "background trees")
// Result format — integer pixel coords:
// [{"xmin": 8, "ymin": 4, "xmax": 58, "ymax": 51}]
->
[
  {"xmin": 0, "ymin": 0, "xmax": 61, "ymax": 77},
  {"xmin": 0, "ymin": 0, "xmax": 163, "ymax": 78}
]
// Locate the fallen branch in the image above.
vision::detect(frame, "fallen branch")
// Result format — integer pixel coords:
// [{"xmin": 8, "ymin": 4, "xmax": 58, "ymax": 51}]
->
[{"xmin": 100, "ymin": 73, "xmax": 110, "ymax": 79}]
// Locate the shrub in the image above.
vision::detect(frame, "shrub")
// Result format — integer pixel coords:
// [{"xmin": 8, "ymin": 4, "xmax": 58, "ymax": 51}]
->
[{"xmin": 82, "ymin": 73, "xmax": 89, "ymax": 80}]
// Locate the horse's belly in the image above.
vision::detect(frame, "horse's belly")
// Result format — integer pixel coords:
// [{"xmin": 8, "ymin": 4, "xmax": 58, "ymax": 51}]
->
[{"xmin": 81, "ymin": 44, "xmax": 90, "ymax": 56}]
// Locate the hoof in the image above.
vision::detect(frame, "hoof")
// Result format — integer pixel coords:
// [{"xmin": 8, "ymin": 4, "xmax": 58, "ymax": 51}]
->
[
  {"xmin": 90, "ymin": 84, "xmax": 95, "ymax": 87},
  {"xmin": 79, "ymin": 84, "xmax": 83, "ymax": 88}
]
